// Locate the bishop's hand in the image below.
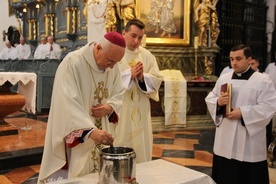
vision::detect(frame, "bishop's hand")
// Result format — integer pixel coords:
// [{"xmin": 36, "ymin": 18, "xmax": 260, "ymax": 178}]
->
[
  {"xmin": 90, "ymin": 129, "xmax": 114, "ymax": 145},
  {"xmin": 91, "ymin": 104, "xmax": 113, "ymax": 119}
]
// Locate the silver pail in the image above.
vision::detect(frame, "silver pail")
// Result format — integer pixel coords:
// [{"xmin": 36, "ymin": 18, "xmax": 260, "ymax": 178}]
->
[{"xmin": 99, "ymin": 146, "xmax": 136, "ymax": 184}]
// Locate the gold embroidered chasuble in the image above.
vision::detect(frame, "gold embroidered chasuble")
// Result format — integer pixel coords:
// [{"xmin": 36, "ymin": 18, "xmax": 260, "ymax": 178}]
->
[{"xmin": 38, "ymin": 42, "xmax": 125, "ymax": 183}]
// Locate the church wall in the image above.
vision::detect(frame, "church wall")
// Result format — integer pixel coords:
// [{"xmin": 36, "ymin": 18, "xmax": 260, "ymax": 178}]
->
[
  {"xmin": 7, "ymin": 0, "xmax": 220, "ymax": 131},
  {"xmin": 0, "ymin": 1, "xmax": 20, "ymax": 49},
  {"xmin": 4, "ymin": 0, "xmax": 270, "ymax": 132}
]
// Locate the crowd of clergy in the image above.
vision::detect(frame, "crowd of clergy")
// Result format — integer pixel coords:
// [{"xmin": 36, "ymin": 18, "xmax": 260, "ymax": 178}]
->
[{"xmin": 0, "ymin": 35, "xmax": 62, "ymax": 60}]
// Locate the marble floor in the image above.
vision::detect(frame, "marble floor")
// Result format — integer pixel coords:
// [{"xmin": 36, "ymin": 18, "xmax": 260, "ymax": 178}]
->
[{"xmin": 0, "ymin": 110, "xmax": 215, "ymax": 183}]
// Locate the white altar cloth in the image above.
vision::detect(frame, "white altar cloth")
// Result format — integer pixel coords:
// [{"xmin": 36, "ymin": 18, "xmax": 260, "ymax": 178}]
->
[
  {"xmin": 50, "ymin": 159, "xmax": 215, "ymax": 184},
  {"xmin": 0, "ymin": 72, "xmax": 37, "ymax": 113},
  {"xmin": 160, "ymin": 69, "xmax": 187, "ymax": 127}
]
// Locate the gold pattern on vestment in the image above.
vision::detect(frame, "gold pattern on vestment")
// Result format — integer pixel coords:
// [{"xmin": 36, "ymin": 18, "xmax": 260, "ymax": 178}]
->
[
  {"xmin": 130, "ymin": 85, "xmax": 141, "ymax": 126},
  {"xmin": 94, "ymin": 81, "xmax": 109, "ymax": 104},
  {"xmin": 89, "ymin": 69, "xmax": 109, "ymax": 173},
  {"xmin": 128, "ymin": 59, "xmax": 137, "ymax": 67},
  {"xmin": 169, "ymin": 82, "xmax": 180, "ymax": 124}
]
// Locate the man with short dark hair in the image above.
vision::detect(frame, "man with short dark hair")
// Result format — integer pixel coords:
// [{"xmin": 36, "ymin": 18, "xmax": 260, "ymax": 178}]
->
[
  {"xmin": 205, "ymin": 44, "xmax": 276, "ymax": 184},
  {"xmin": 114, "ymin": 18, "xmax": 163, "ymax": 163}
]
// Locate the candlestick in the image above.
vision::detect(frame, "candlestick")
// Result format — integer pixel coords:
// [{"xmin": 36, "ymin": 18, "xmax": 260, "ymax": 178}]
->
[
  {"xmin": 142, "ymin": 34, "xmax": 147, "ymax": 48},
  {"xmin": 194, "ymin": 36, "xmax": 199, "ymax": 49},
  {"xmin": 193, "ymin": 36, "xmax": 199, "ymax": 79},
  {"xmin": 194, "ymin": 49, "xmax": 198, "ymax": 77}
]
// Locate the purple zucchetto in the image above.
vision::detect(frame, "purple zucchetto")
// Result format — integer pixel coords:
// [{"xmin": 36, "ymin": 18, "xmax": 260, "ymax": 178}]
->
[{"xmin": 104, "ymin": 32, "xmax": 126, "ymax": 48}]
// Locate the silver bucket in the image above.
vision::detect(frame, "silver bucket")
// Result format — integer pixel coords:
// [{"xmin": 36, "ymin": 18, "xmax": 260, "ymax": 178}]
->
[{"xmin": 99, "ymin": 146, "xmax": 136, "ymax": 184}]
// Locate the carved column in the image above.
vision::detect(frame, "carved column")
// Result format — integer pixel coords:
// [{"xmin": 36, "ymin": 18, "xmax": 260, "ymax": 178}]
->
[
  {"xmin": 44, "ymin": 0, "xmax": 56, "ymax": 37},
  {"xmin": 66, "ymin": 0, "xmax": 78, "ymax": 40},
  {"xmin": 45, "ymin": 13, "xmax": 55, "ymax": 36},
  {"xmin": 28, "ymin": 19, "xmax": 37, "ymax": 41}
]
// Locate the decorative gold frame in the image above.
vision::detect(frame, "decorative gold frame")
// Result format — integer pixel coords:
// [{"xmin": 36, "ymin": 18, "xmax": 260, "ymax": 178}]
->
[
  {"xmin": 8, "ymin": 0, "xmax": 15, "ymax": 16},
  {"xmin": 136, "ymin": 0, "xmax": 190, "ymax": 46}
]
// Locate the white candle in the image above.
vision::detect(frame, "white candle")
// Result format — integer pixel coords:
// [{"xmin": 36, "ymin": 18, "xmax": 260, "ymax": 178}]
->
[
  {"xmin": 194, "ymin": 36, "xmax": 199, "ymax": 49},
  {"xmin": 142, "ymin": 34, "xmax": 147, "ymax": 47}
]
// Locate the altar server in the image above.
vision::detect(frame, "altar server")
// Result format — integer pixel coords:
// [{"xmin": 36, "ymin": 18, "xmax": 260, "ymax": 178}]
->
[
  {"xmin": 34, "ymin": 35, "xmax": 48, "ymax": 59},
  {"xmin": 16, "ymin": 36, "xmax": 31, "ymax": 59},
  {"xmin": 265, "ymin": 61, "xmax": 276, "ymax": 89},
  {"xmin": 114, "ymin": 19, "xmax": 163, "ymax": 163},
  {"xmin": 0, "ymin": 41, "xmax": 16, "ymax": 59},
  {"xmin": 38, "ymin": 32, "xmax": 126, "ymax": 183},
  {"xmin": 45, "ymin": 36, "xmax": 62, "ymax": 60},
  {"xmin": 205, "ymin": 44, "xmax": 276, "ymax": 184}
]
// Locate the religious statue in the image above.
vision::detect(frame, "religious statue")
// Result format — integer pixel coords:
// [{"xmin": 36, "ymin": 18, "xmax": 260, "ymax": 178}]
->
[
  {"xmin": 194, "ymin": 0, "xmax": 219, "ymax": 47},
  {"xmin": 113, "ymin": 0, "xmax": 136, "ymax": 26},
  {"xmin": 105, "ymin": 1, "xmax": 117, "ymax": 32},
  {"xmin": 83, "ymin": 0, "xmax": 136, "ymax": 36},
  {"xmin": 211, "ymin": 12, "xmax": 220, "ymax": 47},
  {"xmin": 147, "ymin": 0, "xmax": 176, "ymax": 37},
  {"xmin": 160, "ymin": 0, "xmax": 177, "ymax": 37},
  {"xmin": 85, "ymin": 0, "xmax": 109, "ymax": 41},
  {"xmin": 203, "ymin": 56, "xmax": 213, "ymax": 75},
  {"xmin": 147, "ymin": 0, "xmax": 163, "ymax": 34}
]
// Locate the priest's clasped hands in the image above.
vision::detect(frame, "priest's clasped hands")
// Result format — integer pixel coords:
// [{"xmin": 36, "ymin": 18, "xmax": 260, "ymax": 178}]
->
[
  {"xmin": 218, "ymin": 92, "xmax": 242, "ymax": 120},
  {"xmin": 131, "ymin": 61, "xmax": 144, "ymax": 81}
]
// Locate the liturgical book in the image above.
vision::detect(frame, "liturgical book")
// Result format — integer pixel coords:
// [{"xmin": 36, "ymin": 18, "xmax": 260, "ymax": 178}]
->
[{"xmin": 220, "ymin": 83, "xmax": 232, "ymax": 117}]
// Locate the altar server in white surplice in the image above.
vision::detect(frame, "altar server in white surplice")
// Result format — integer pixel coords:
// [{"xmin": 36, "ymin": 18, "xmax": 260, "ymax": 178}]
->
[
  {"xmin": 265, "ymin": 62, "xmax": 276, "ymax": 89},
  {"xmin": 16, "ymin": 36, "xmax": 31, "ymax": 59},
  {"xmin": 34, "ymin": 35, "xmax": 48, "ymax": 59},
  {"xmin": 205, "ymin": 44, "xmax": 276, "ymax": 184},
  {"xmin": 114, "ymin": 19, "xmax": 163, "ymax": 163},
  {"xmin": 38, "ymin": 32, "xmax": 126, "ymax": 183},
  {"xmin": 45, "ymin": 36, "xmax": 62, "ymax": 60},
  {"xmin": 0, "ymin": 41, "xmax": 16, "ymax": 59}
]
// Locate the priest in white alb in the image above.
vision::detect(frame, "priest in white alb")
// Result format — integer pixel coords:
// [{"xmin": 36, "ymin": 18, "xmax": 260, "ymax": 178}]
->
[
  {"xmin": 37, "ymin": 32, "xmax": 126, "ymax": 183},
  {"xmin": 114, "ymin": 19, "xmax": 163, "ymax": 163}
]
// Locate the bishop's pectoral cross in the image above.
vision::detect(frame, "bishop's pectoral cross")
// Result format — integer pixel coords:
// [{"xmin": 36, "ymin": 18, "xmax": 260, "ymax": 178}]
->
[
  {"xmin": 93, "ymin": 81, "xmax": 109, "ymax": 129},
  {"xmin": 94, "ymin": 81, "xmax": 108, "ymax": 104}
]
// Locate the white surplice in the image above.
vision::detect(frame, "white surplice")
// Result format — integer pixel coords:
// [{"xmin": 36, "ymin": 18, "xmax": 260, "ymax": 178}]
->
[
  {"xmin": 0, "ymin": 46, "xmax": 16, "ymax": 59},
  {"xmin": 16, "ymin": 43, "xmax": 31, "ymax": 59},
  {"xmin": 34, "ymin": 44, "xmax": 48, "ymax": 59},
  {"xmin": 114, "ymin": 46, "xmax": 163, "ymax": 163},
  {"xmin": 265, "ymin": 62, "xmax": 276, "ymax": 89},
  {"xmin": 205, "ymin": 71, "xmax": 276, "ymax": 162},
  {"xmin": 45, "ymin": 42, "xmax": 62, "ymax": 60},
  {"xmin": 38, "ymin": 42, "xmax": 125, "ymax": 183}
]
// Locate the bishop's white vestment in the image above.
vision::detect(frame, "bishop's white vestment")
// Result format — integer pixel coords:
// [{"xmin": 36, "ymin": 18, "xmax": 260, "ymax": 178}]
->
[
  {"xmin": 38, "ymin": 42, "xmax": 125, "ymax": 183},
  {"xmin": 114, "ymin": 46, "xmax": 163, "ymax": 163},
  {"xmin": 205, "ymin": 71, "xmax": 276, "ymax": 162}
]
